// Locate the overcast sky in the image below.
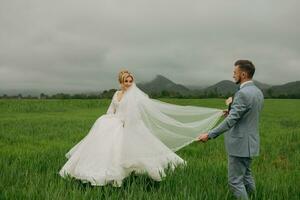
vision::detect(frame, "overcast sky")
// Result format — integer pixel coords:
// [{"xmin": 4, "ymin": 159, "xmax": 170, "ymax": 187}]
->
[{"xmin": 1, "ymin": 0, "xmax": 299, "ymax": 92}]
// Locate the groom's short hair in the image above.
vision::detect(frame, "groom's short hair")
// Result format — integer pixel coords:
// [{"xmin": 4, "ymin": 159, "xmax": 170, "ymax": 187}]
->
[{"xmin": 234, "ymin": 60, "xmax": 255, "ymax": 78}]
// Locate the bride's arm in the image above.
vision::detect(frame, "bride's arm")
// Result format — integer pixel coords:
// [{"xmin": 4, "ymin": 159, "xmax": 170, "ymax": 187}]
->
[{"xmin": 106, "ymin": 91, "xmax": 117, "ymax": 114}]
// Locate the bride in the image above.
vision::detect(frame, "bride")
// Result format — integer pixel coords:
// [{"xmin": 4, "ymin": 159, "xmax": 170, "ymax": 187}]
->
[{"xmin": 59, "ymin": 70, "xmax": 222, "ymax": 187}]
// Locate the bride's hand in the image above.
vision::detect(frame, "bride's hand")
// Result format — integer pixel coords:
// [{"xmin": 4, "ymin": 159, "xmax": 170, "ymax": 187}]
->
[
  {"xmin": 225, "ymin": 97, "xmax": 233, "ymax": 106},
  {"xmin": 222, "ymin": 109, "xmax": 229, "ymax": 117}
]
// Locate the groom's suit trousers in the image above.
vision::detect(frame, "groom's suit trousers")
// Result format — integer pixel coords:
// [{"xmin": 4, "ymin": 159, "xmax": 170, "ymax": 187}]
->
[{"xmin": 228, "ymin": 156, "xmax": 255, "ymax": 200}]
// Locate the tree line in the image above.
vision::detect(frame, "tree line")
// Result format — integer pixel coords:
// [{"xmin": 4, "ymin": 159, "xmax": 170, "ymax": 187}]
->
[{"xmin": 1, "ymin": 88, "xmax": 299, "ymax": 99}]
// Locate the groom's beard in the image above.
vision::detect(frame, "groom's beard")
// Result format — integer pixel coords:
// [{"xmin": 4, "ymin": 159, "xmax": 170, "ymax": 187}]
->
[{"xmin": 235, "ymin": 78, "xmax": 241, "ymax": 84}]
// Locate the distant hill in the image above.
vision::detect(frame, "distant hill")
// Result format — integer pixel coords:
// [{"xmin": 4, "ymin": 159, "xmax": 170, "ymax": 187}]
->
[
  {"xmin": 204, "ymin": 80, "xmax": 272, "ymax": 97},
  {"xmin": 185, "ymin": 85, "xmax": 208, "ymax": 90},
  {"xmin": 253, "ymin": 80, "xmax": 271, "ymax": 90},
  {"xmin": 265, "ymin": 81, "xmax": 300, "ymax": 98},
  {"xmin": 137, "ymin": 76, "xmax": 274, "ymax": 98},
  {"xmin": 204, "ymin": 80, "xmax": 238, "ymax": 97},
  {"xmin": 137, "ymin": 75, "xmax": 190, "ymax": 95}
]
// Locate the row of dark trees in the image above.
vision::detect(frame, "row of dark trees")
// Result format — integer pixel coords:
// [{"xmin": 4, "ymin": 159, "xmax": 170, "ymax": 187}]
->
[
  {"xmin": 1, "ymin": 89, "xmax": 299, "ymax": 99},
  {"xmin": 0, "ymin": 89, "xmax": 118, "ymax": 100},
  {"xmin": 0, "ymin": 93, "xmax": 100, "ymax": 99},
  {"xmin": 145, "ymin": 90, "xmax": 300, "ymax": 99},
  {"xmin": 0, "ymin": 90, "xmax": 233, "ymax": 99}
]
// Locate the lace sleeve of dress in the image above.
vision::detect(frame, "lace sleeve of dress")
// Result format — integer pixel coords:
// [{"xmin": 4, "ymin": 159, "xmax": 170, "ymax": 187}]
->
[{"xmin": 106, "ymin": 91, "xmax": 117, "ymax": 114}]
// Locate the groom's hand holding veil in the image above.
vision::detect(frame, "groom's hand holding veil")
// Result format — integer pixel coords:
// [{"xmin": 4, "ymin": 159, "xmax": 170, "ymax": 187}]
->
[
  {"xmin": 197, "ymin": 133, "xmax": 209, "ymax": 142},
  {"xmin": 197, "ymin": 96, "xmax": 233, "ymax": 143}
]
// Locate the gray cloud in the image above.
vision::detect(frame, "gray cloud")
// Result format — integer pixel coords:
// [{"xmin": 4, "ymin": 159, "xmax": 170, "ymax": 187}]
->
[{"xmin": 1, "ymin": 0, "xmax": 299, "ymax": 92}]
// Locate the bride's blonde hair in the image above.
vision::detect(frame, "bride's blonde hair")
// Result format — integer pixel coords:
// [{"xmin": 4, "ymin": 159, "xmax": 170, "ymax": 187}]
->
[{"xmin": 118, "ymin": 70, "xmax": 134, "ymax": 84}]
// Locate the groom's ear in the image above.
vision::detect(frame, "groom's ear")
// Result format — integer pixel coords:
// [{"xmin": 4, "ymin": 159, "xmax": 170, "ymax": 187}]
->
[{"xmin": 241, "ymin": 71, "xmax": 247, "ymax": 78}]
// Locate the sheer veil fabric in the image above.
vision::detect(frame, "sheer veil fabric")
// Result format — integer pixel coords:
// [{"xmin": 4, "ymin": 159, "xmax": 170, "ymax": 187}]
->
[{"xmin": 121, "ymin": 83, "xmax": 223, "ymax": 151}]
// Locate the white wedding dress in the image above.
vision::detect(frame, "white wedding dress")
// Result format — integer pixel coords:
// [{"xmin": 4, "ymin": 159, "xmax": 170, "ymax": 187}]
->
[{"xmin": 59, "ymin": 83, "xmax": 222, "ymax": 187}]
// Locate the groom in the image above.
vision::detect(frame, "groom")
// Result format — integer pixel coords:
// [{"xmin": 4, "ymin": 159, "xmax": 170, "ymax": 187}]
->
[{"xmin": 198, "ymin": 60, "xmax": 264, "ymax": 199}]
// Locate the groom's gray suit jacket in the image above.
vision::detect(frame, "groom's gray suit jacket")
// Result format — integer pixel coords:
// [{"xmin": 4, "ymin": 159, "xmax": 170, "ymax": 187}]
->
[{"xmin": 208, "ymin": 82, "xmax": 264, "ymax": 157}]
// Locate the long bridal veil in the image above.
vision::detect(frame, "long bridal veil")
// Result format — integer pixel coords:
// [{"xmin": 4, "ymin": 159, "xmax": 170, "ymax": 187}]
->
[{"xmin": 121, "ymin": 83, "xmax": 223, "ymax": 152}]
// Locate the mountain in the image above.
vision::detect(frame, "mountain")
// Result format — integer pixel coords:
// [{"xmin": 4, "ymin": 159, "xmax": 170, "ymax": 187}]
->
[
  {"xmin": 204, "ymin": 80, "xmax": 272, "ymax": 97},
  {"xmin": 253, "ymin": 80, "xmax": 271, "ymax": 90},
  {"xmin": 185, "ymin": 85, "xmax": 208, "ymax": 90},
  {"xmin": 204, "ymin": 80, "xmax": 238, "ymax": 96},
  {"xmin": 265, "ymin": 81, "xmax": 300, "ymax": 97},
  {"xmin": 137, "ymin": 76, "xmax": 272, "ymax": 98},
  {"xmin": 137, "ymin": 75, "xmax": 190, "ymax": 95}
]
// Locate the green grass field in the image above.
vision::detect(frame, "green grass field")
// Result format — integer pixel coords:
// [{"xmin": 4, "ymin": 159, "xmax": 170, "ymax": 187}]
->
[{"xmin": 0, "ymin": 99, "xmax": 299, "ymax": 199}]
